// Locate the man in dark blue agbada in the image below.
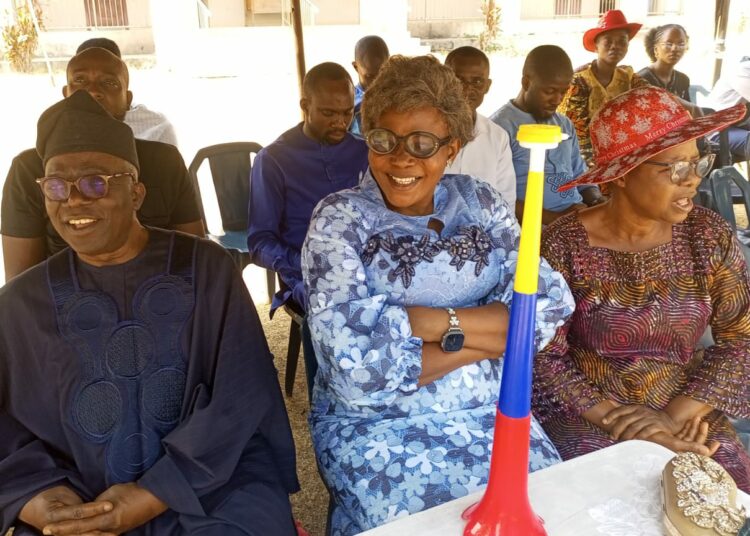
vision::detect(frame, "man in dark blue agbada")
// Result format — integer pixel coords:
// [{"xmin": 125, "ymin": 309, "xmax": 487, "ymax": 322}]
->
[
  {"xmin": 0, "ymin": 90, "xmax": 299, "ymax": 535},
  {"xmin": 247, "ymin": 62, "xmax": 368, "ymax": 314}
]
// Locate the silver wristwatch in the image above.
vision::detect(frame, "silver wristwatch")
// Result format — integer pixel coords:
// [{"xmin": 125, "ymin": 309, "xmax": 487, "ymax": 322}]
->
[{"xmin": 440, "ymin": 307, "xmax": 465, "ymax": 353}]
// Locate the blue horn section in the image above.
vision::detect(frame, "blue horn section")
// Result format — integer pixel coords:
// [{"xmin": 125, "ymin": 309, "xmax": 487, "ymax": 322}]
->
[{"xmin": 498, "ymin": 291, "xmax": 538, "ymax": 418}]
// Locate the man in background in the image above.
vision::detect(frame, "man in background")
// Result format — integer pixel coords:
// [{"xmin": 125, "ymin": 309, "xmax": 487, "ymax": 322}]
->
[
  {"xmin": 247, "ymin": 62, "xmax": 368, "ymax": 314},
  {"xmin": 1, "ymin": 47, "xmax": 204, "ymax": 281},
  {"xmin": 76, "ymin": 37, "xmax": 179, "ymax": 146},
  {"xmin": 350, "ymin": 35, "xmax": 390, "ymax": 137},
  {"xmin": 708, "ymin": 56, "xmax": 750, "ymax": 162},
  {"xmin": 491, "ymin": 45, "xmax": 602, "ymax": 224},
  {"xmin": 444, "ymin": 46, "xmax": 516, "ymax": 207}
]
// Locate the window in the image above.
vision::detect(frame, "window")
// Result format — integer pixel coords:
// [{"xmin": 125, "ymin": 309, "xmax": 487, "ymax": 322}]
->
[
  {"xmin": 648, "ymin": 0, "xmax": 683, "ymax": 15},
  {"xmin": 84, "ymin": 0, "xmax": 129, "ymax": 28},
  {"xmin": 599, "ymin": 0, "xmax": 618, "ymax": 14},
  {"xmin": 554, "ymin": 0, "xmax": 581, "ymax": 17}
]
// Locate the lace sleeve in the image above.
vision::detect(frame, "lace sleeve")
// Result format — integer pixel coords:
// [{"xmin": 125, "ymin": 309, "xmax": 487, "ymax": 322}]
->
[
  {"xmin": 302, "ymin": 194, "xmax": 423, "ymax": 410},
  {"xmin": 474, "ymin": 181, "xmax": 575, "ymax": 352}
]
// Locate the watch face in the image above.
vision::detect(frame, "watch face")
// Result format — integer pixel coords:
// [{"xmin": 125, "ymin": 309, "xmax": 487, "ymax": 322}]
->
[{"xmin": 442, "ymin": 332, "xmax": 465, "ymax": 353}]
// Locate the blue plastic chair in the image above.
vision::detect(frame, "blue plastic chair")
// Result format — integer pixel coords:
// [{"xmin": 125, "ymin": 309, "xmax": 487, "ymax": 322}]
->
[
  {"xmin": 709, "ymin": 166, "xmax": 750, "ymax": 230},
  {"xmin": 688, "ymin": 84, "xmax": 709, "ymax": 105},
  {"xmin": 187, "ymin": 142, "xmax": 276, "ymax": 303}
]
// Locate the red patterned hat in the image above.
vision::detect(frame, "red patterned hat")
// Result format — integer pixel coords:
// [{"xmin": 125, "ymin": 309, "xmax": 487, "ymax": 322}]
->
[
  {"xmin": 583, "ymin": 10, "xmax": 642, "ymax": 52},
  {"xmin": 558, "ymin": 87, "xmax": 747, "ymax": 192}
]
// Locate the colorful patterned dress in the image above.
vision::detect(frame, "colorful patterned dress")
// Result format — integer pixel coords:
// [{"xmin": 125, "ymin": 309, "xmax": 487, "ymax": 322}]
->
[
  {"xmin": 558, "ymin": 63, "xmax": 649, "ymax": 163},
  {"xmin": 302, "ymin": 172, "xmax": 574, "ymax": 535},
  {"xmin": 534, "ymin": 208, "xmax": 750, "ymax": 491}
]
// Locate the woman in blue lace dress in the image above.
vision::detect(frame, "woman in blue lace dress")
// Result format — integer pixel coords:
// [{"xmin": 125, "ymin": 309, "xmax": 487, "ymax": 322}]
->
[{"xmin": 301, "ymin": 55, "xmax": 574, "ymax": 535}]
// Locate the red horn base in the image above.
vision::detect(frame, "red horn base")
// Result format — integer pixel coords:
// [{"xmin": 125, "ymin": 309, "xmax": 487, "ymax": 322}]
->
[{"xmin": 461, "ymin": 411, "xmax": 547, "ymax": 536}]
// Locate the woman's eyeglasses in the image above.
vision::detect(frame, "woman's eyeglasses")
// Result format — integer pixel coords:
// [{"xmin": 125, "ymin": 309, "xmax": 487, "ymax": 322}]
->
[
  {"xmin": 658, "ymin": 42, "xmax": 688, "ymax": 51},
  {"xmin": 36, "ymin": 173, "xmax": 136, "ymax": 202},
  {"xmin": 366, "ymin": 128, "xmax": 452, "ymax": 159},
  {"xmin": 643, "ymin": 153, "xmax": 715, "ymax": 184}
]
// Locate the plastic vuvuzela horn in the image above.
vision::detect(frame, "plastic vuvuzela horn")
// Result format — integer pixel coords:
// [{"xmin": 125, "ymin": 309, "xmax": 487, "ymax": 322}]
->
[{"xmin": 462, "ymin": 124, "xmax": 564, "ymax": 536}]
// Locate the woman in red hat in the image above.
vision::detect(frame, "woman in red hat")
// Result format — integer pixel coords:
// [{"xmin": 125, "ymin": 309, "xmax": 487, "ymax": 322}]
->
[
  {"xmin": 558, "ymin": 9, "xmax": 649, "ymax": 164},
  {"xmin": 533, "ymin": 86, "xmax": 750, "ymax": 491}
]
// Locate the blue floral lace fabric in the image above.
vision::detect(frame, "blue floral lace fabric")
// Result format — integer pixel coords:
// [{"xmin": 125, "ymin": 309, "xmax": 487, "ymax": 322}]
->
[{"xmin": 302, "ymin": 172, "xmax": 575, "ymax": 535}]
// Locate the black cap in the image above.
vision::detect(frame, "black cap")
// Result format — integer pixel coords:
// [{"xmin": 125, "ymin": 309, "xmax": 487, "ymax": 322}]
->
[{"xmin": 36, "ymin": 90, "xmax": 139, "ymax": 172}]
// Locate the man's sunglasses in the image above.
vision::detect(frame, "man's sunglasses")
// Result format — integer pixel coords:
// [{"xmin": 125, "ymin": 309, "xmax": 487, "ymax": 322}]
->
[
  {"xmin": 36, "ymin": 173, "xmax": 136, "ymax": 202},
  {"xmin": 366, "ymin": 128, "xmax": 452, "ymax": 159},
  {"xmin": 642, "ymin": 153, "xmax": 715, "ymax": 184}
]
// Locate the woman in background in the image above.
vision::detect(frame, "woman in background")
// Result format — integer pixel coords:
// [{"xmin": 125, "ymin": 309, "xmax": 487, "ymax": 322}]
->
[
  {"xmin": 559, "ymin": 9, "xmax": 649, "ymax": 164},
  {"xmin": 638, "ymin": 24, "xmax": 702, "ymax": 116}
]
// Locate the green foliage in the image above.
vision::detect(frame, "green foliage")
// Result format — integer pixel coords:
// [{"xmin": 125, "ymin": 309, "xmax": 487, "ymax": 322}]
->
[{"xmin": 2, "ymin": 1, "xmax": 44, "ymax": 73}]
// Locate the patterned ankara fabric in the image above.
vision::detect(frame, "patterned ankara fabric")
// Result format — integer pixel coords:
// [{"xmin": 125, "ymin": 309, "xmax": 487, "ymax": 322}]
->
[
  {"xmin": 302, "ymin": 171, "xmax": 574, "ymax": 535},
  {"xmin": 0, "ymin": 230, "xmax": 299, "ymax": 535},
  {"xmin": 558, "ymin": 63, "xmax": 650, "ymax": 163},
  {"xmin": 534, "ymin": 208, "xmax": 750, "ymax": 491}
]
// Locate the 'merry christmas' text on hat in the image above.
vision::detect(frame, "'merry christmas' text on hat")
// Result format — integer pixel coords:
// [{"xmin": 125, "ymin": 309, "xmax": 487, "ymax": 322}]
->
[
  {"xmin": 583, "ymin": 10, "xmax": 642, "ymax": 52},
  {"xmin": 558, "ymin": 86, "xmax": 746, "ymax": 192}
]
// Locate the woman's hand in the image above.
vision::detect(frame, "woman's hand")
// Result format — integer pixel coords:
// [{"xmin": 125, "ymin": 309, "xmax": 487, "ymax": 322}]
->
[
  {"xmin": 645, "ymin": 426, "xmax": 720, "ymax": 457},
  {"xmin": 602, "ymin": 404, "xmax": 679, "ymax": 441},
  {"xmin": 18, "ymin": 486, "xmax": 113, "ymax": 534}
]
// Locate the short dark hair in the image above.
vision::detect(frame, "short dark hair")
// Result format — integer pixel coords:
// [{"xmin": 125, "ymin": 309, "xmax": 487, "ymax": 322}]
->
[
  {"xmin": 444, "ymin": 46, "xmax": 489, "ymax": 70},
  {"xmin": 362, "ymin": 55, "xmax": 474, "ymax": 146},
  {"xmin": 644, "ymin": 24, "xmax": 688, "ymax": 62},
  {"xmin": 354, "ymin": 35, "xmax": 389, "ymax": 62},
  {"xmin": 76, "ymin": 37, "xmax": 122, "ymax": 58},
  {"xmin": 523, "ymin": 45, "xmax": 573, "ymax": 80},
  {"xmin": 302, "ymin": 62, "xmax": 353, "ymax": 98}
]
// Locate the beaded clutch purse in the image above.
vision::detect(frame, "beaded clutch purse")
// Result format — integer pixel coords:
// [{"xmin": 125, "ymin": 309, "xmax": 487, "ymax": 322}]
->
[{"xmin": 662, "ymin": 452, "xmax": 747, "ymax": 536}]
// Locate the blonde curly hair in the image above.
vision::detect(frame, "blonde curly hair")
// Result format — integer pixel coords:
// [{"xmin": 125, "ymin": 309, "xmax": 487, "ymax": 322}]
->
[{"xmin": 361, "ymin": 55, "xmax": 474, "ymax": 147}]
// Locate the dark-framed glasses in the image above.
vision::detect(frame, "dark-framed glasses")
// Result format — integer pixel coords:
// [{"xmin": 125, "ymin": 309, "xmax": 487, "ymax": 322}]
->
[
  {"xmin": 643, "ymin": 153, "xmax": 715, "ymax": 184},
  {"xmin": 366, "ymin": 128, "xmax": 452, "ymax": 159},
  {"xmin": 36, "ymin": 172, "xmax": 136, "ymax": 202}
]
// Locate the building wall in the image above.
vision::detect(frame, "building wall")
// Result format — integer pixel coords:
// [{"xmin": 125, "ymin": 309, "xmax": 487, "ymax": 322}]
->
[
  {"xmin": 38, "ymin": 0, "xmax": 151, "ymax": 29},
  {"xmin": 315, "ymin": 0, "xmax": 359, "ymax": 24},
  {"xmin": 206, "ymin": 0, "xmax": 246, "ymax": 27}
]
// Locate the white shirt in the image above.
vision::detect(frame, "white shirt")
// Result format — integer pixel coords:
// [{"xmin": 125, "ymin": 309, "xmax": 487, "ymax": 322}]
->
[
  {"xmin": 444, "ymin": 113, "xmax": 516, "ymax": 208},
  {"xmin": 124, "ymin": 104, "xmax": 179, "ymax": 146},
  {"xmin": 709, "ymin": 58, "xmax": 750, "ymax": 109}
]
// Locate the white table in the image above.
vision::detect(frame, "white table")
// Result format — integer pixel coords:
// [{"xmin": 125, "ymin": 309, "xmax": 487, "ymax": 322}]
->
[{"xmin": 360, "ymin": 440, "xmax": 750, "ymax": 535}]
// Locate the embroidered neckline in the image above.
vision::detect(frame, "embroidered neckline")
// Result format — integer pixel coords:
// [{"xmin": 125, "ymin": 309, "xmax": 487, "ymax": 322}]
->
[{"xmin": 362, "ymin": 225, "xmax": 497, "ymax": 287}]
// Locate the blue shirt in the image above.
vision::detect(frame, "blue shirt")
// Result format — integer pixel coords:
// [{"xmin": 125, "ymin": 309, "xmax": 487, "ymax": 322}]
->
[
  {"xmin": 350, "ymin": 84, "xmax": 366, "ymax": 138},
  {"xmin": 490, "ymin": 101, "xmax": 589, "ymax": 212},
  {"xmin": 247, "ymin": 123, "xmax": 368, "ymax": 312}
]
